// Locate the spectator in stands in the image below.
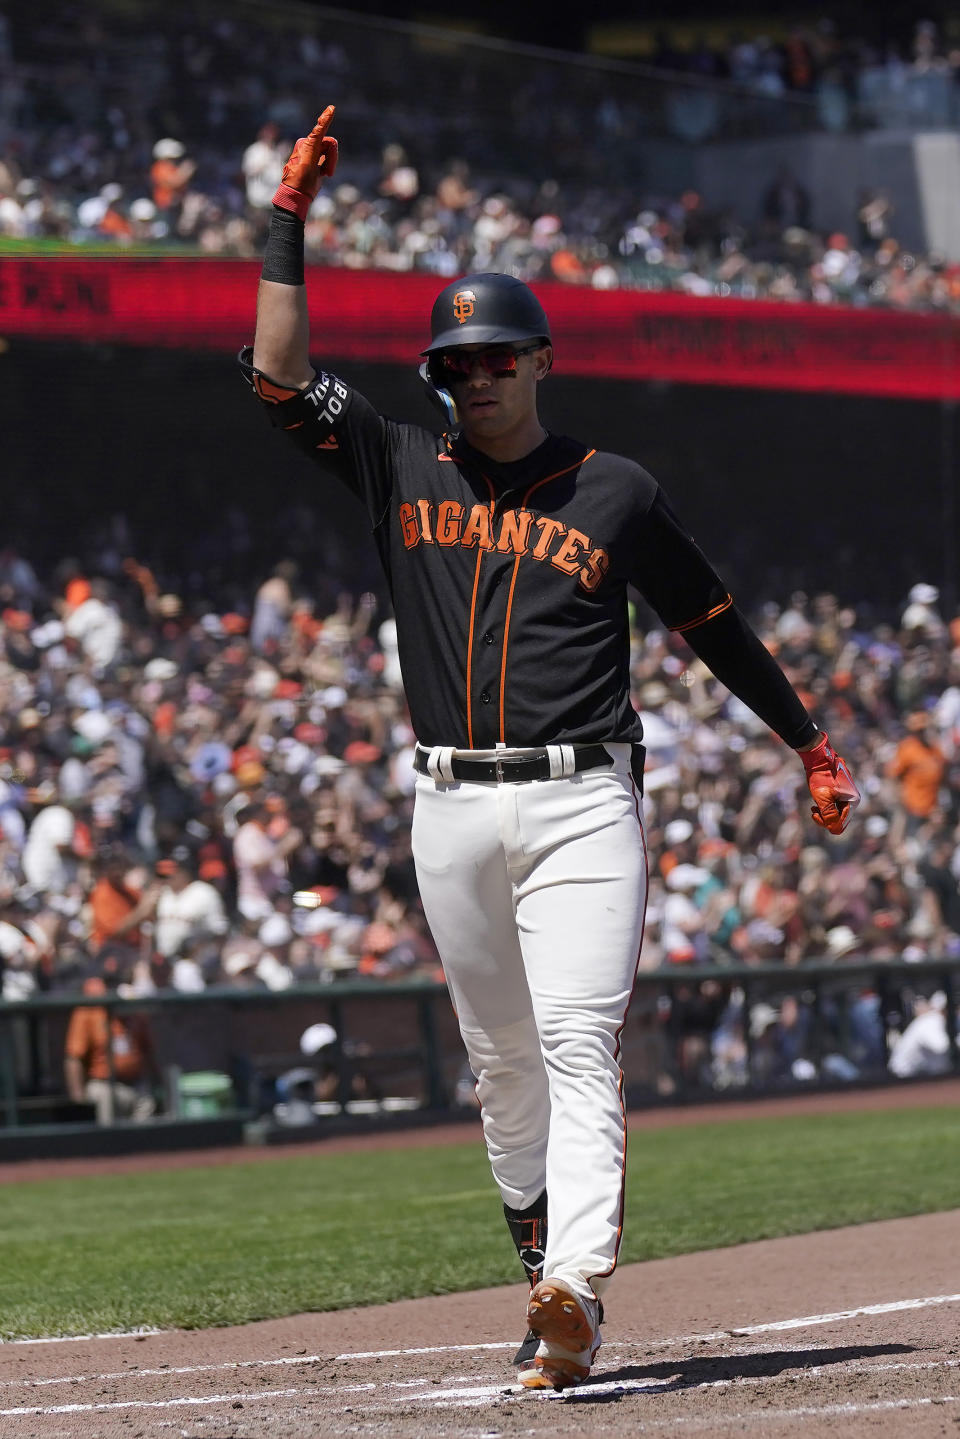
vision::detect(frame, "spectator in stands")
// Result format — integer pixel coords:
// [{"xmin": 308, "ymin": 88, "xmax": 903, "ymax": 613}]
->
[
  {"xmin": 901, "ymin": 582, "xmax": 946, "ymax": 642},
  {"xmin": 917, "ymin": 835, "xmax": 960, "ymax": 950},
  {"xmin": 21, "ymin": 793, "xmax": 80, "ymax": 898},
  {"xmin": 62, "ymin": 578, "xmax": 123, "ymax": 675},
  {"xmin": 151, "ymin": 845, "xmax": 228, "ymax": 962},
  {"xmin": 232, "ymin": 799, "xmax": 302, "ymax": 922},
  {"xmin": 149, "ymin": 138, "xmax": 196, "ymax": 218},
  {"xmin": 242, "ymin": 122, "xmax": 288, "ymax": 216},
  {"xmin": 783, "ymin": 27, "xmax": 817, "ymax": 92},
  {"xmin": 886, "ymin": 711, "xmax": 946, "ymax": 833},
  {"xmin": 762, "ymin": 166, "xmax": 812, "ymax": 232},
  {"xmin": 378, "ymin": 142, "xmax": 420, "ymax": 222},
  {"xmin": 255, "ymin": 911, "xmax": 296, "ymax": 990},
  {"xmin": 0, "ymin": 547, "xmax": 41, "ymax": 607},
  {"xmin": 856, "ymin": 188, "xmax": 894, "ymax": 254},
  {"xmin": 434, "ymin": 159, "xmax": 479, "ymax": 223},
  {"xmin": 87, "ymin": 845, "xmax": 152, "ymax": 954},
  {"xmin": 0, "ymin": 912, "xmax": 40, "ymax": 1000},
  {"xmin": 250, "ymin": 560, "xmax": 298, "ymax": 654}
]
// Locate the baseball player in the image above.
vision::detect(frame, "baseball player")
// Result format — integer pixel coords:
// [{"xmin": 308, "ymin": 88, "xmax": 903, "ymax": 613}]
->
[{"xmin": 241, "ymin": 105, "xmax": 860, "ymax": 1390}]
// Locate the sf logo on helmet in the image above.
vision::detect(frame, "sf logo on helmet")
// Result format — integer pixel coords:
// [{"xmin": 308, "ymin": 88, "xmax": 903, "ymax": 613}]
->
[{"xmin": 453, "ymin": 289, "xmax": 476, "ymax": 324}]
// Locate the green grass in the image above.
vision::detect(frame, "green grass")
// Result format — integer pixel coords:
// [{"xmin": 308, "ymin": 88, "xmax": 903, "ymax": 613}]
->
[
  {"xmin": 3, "ymin": 1107, "xmax": 958, "ymax": 1339},
  {"xmin": 0, "ymin": 236, "xmax": 209, "ymax": 258}
]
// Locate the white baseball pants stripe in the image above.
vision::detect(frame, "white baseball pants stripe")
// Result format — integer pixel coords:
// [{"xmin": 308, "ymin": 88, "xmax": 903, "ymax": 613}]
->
[{"xmin": 411, "ymin": 742, "xmax": 647, "ymax": 1303}]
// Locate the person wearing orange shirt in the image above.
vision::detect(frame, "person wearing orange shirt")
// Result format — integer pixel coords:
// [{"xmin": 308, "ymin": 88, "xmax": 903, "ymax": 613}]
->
[
  {"xmin": 887, "ymin": 713, "xmax": 946, "ymax": 829},
  {"xmin": 87, "ymin": 847, "xmax": 157, "ymax": 954},
  {"xmin": 64, "ymin": 968, "xmax": 158, "ymax": 1124},
  {"xmin": 150, "ymin": 138, "xmax": 196, "ymax": 215}
]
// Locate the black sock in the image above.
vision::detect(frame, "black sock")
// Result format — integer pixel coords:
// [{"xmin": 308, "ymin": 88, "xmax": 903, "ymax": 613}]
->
[{"xmin": 503, "ymin": 1190, "xmax": 547, "ymax": 1288}]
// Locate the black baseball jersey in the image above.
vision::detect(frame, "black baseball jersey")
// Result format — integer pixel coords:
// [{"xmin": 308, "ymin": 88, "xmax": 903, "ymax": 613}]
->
[{"xmin": 243, "ymin": 357, "xmax": 816, "ymax": 752}]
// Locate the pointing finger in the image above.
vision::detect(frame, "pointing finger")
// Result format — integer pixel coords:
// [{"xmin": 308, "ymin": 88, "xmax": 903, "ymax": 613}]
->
[{"xmin": 311, "ymin": 105, "xmax": 336, "ymax": 137}]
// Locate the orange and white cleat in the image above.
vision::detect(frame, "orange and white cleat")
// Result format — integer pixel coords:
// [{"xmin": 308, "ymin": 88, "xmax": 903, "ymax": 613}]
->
[{"xmin": 520, "ymin": 1278, "xmax": 602, "ymax": 1390}]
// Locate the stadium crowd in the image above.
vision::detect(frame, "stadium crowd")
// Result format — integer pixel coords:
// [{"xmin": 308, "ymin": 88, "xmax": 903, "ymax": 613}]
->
[
  {"xmin": 0, "ymin": 543, "xmax": 958, "ymax": 1015},
  {"xmin": 1, "ymin": 5, "xmax": 960, "ymax": 310}
]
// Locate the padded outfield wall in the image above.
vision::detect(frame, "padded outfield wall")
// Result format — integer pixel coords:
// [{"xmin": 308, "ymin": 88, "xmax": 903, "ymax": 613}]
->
[{"xmin": 1, "ymin": 260, "xmax": 957, "ymax": 613}]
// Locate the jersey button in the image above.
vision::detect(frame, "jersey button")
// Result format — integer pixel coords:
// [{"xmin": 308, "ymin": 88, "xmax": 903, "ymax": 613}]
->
[
  {"xmin": 480, "ymin": 691, "xmax": 492, "ymax": 704},
  {"xmin": 482, "ymin": 630, "xmax": 495, "ymax": 644}
]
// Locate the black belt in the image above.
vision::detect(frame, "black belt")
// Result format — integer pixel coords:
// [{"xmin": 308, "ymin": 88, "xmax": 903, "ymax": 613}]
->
[{"xmin": 413, "ymin": 743, "xmax": 613, "ymax": 784}]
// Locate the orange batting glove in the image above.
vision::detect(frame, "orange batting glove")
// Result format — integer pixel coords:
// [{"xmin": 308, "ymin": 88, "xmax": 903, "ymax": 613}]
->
[
  {"xmin": 799, "ymin": 731, "xmax": 861, "ymax": 835},
  {"xmin": 272, "ymin": 105, "xmax": 339, "ymax": 223}
]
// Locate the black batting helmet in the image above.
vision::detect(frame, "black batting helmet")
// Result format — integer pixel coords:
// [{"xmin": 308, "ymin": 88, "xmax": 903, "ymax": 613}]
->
[
  {"xmin": 421, "ymin": 272, "xmax": 552, "ymax": 354},
  {"xmin": 419, "ymin": 273, "xmax": 552, "ymax": 420}
]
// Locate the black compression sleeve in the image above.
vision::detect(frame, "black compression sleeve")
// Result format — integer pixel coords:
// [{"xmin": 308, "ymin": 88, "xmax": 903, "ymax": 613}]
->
[
  {"xmin": 681, "ymin": 604, "xmax": 818, "ymax": 749},
  {"xmin": 261, "ymin": 206, "xmax": 305, "ymax": 286},
  {"xmin": 630, "ymin": 489, "xmax": 730, "ymax": 629}
]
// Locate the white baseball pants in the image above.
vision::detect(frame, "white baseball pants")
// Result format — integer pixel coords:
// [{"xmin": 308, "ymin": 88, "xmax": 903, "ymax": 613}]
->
[{"xmin": 411, "ymin": 742, "xmax": 647, "ymax": 1303}]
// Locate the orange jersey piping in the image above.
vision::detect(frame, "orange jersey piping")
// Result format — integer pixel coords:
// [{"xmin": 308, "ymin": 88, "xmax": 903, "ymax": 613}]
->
[
  {"xmin": 498, "ymin": 554, "xmax": 523, "ymax": 742},
  {"xmin": 669, "ymin": 594, "xmax": 733, "ymax": 634},
  {"xmin": 522, "ymin": 450, "xmax": 596, "ymax": 508}
]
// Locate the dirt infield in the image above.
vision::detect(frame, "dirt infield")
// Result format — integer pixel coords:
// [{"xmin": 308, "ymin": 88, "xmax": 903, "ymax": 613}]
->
[
  {"xmin": 4, "ymin": 1081, "xmax": 960, "ymax": 1436},
  {"xmin": 3, "ymin": 1210, "xmax": 959, "ymax": 1437}
]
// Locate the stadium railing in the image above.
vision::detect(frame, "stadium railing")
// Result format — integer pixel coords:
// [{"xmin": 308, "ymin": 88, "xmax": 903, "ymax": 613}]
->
[{"xmin": 0, "ymin": 959, "xmax": 956, "ymax": 1148}]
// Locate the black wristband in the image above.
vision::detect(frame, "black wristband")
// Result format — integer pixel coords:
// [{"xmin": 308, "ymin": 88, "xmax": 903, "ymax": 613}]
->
[{"xmin": 261, "ymin": 206, "xmax": 305, "ymax": 286}]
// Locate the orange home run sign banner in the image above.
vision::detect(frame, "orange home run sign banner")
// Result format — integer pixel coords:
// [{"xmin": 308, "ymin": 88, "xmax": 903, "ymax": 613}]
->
[{"xmin": 1, "ymin": 257, "xmax": 958, "ymax": 400}]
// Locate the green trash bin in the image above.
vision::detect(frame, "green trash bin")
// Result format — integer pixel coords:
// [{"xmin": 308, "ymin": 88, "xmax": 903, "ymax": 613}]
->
[{"xmin": 177, "ymin": 1071, "xmax": 235, "ymax": 1118}]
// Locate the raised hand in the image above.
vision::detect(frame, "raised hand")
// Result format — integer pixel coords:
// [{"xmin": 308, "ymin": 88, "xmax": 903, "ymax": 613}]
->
[{"xmin": 272, "ymin": 105, "xmax": 339, "ymax": 222}]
